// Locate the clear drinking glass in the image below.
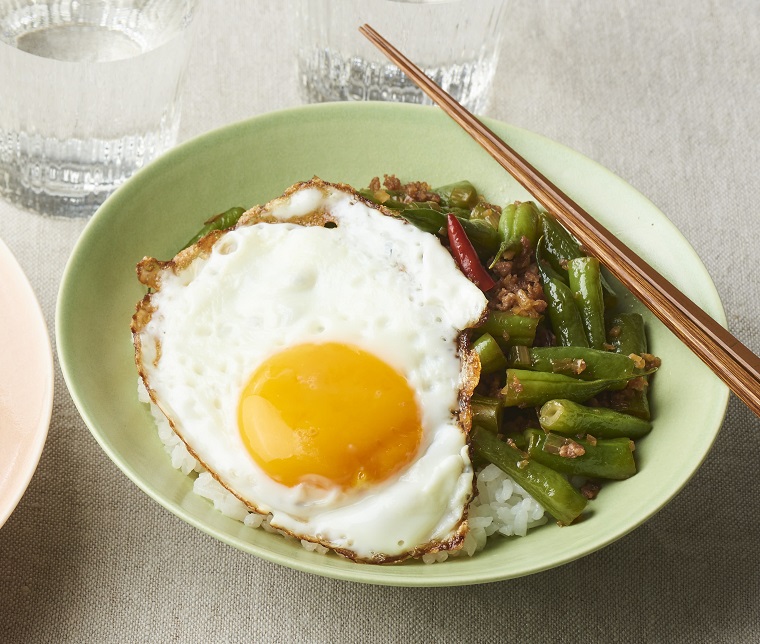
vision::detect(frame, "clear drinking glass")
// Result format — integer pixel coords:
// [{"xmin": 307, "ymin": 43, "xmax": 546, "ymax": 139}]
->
[
  {"xmin": 0, "ymin": 0, "xmax": 197, "ymax": 217},
  {"xmin": 297, "ymin": 0, "xmax": 507, "ymax": 114}
]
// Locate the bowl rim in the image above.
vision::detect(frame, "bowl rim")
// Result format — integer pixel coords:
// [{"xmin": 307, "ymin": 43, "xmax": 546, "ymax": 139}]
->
[{"xmin": 56, "ymin": 101, "xmax": 730, "ymax": 586}]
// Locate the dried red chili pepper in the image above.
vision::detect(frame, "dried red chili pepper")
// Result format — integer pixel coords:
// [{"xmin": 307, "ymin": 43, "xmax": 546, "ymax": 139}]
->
[{"xmin": 446, "ymin": 214, "xmax": 496, "ymax": 291}]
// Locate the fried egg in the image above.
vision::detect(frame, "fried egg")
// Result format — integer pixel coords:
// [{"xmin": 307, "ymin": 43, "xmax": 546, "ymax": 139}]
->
[{"xmin": 132, "ymin": 179, "xmax": 489, "ymax": 562}]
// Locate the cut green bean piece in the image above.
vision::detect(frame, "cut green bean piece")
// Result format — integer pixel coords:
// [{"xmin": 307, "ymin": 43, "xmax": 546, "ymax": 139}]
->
[
  {"xmin": 567, "ymin": 257, "xmax": 606, "ymax": 349},
  {"xmin": 608, "ymin": 388, "xmax": 650, "ymax": 419},
  {"xmin": 491, "ymin": 203, "xmax": 516, "ymax": 268},
  {"xmin": 536, "ymin": 235, "xmax": 568, "ymax": 284},
  {"xmin": 507, "ymin": 346, "xmax": 639, "ymax": 382},
  {"xmin": 471, "ymin": 394, "xmax": 502, "ymax": 434},
  {"xmin": 539, "ymin": 399, "xmax": 652, "ymax": 439},
  {"xmin": 472, "ymin": 333, "xmax": 508, "ymax": 375},
  {"xmin": 539, "ymin": 213, "xmax": 582, "ymax": 275},
  {"xmin": 608, "ymin": 313, "xmax": 652, "ymax": 420},
  {"xmin": 434, "ymin": 180, "xmax": 479, "ymax": 209},
  {"xmin": 472, "ymin": 427, "xmax": 587, "ymax": 525},
  {"xmin": 542, "ymin": 278, "xmax": 589, "ymax": 347},
  {"xmin": 508, "ymin": 345, "xmax": 532, "ymax": 369},
  {"xmin": 491, "ymin": 201, "xmax": 541, "ymax": 266},
  {"xmin": 539, "ymin": 214, "xmax": 618, "ymax": 308},
  {"xmin": 524, "ymin": 429, "xmax": 637, "ymax": 480},
  {"xmin": 478, "ymin": 312, "xmax": 540, "ymax": 350},
  {"xmin": 510, "ymin": 201, "xmax": 541, "ymax": 250},
  {"xmin": 497, "ymin": 202, "xmax": 514, "ymax": 242},
  {"xmin": 470, "ymin": 201, "xmax": 500, "ymax": 229},
  {"xmin": 182, "ymin": 206, "xmax": 246, "ymax": 250},
  {"xmin": 536, "ymin": 236, "xmax": 588, "ymax": 347},
  {"xmin": 598, "ymin": 269, "xmax": 619, "ymax": 312},
  {"xmin": 501, "ymin": 431, "xmax": 528, "ymax": 451},
  {"xmin": 609, "ymin": 313, "xmax": 647, "ymax": 356},
  {"xmin": 502, "ymin": 369, "xmax": 628, "ymax": 408}
]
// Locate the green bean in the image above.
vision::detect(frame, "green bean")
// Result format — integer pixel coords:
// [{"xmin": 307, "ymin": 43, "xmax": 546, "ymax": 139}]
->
[
  {"xmin": 434, "ymin": 180, "xmax": 479, "ymax": 209},
  {"xmin": 470, "ymin": 201, "xmax": 500, "ymax": 229},
  {"xmin": 478, "ymin": 312, "xmax": 540, "ymax": 350},
  {"xmin": 491, "ymin": 201, "xmax": 541, "ymax": 266},
  {"xmin": 539, "ymin": 213, "xmax": 582, "ymax": 276},
  {"xmin": 538, "ymin": 399, "xmax": 653, "ymax": 439},
  {"xmin": 497, "ymin": 202, "xmax": 514, "ymax": 243},
  {"xmin": 608, "ymin": 313, "xmax": 647, "ymax": 356},
  {"xmin": 567, "ymin": 257, "xmax": 606, "ymax": 349},
  {"xmin": 502, "ymin": 369, "xmax": 628, "ymax": 408},
  {"xmin": 472, "ymin": 427, "xmax": 587, "ymax": 525},
  {"xmin": 507, "ymin": 346, "xmax": 639, "ymax": 382},
  {"xmin": 508, "ymin": 345, "xmax": 532, "ymax": 368},
  {"xmin": 539, "ymin": 214, "xmax": 619, "ymax": 309},
  {"xmin": 524, "ymin": 429, "xmax": 637, "ymax": 480},
  {"xmin": 607, "ymin": 313, "xmax": 652, "ymax": 419},
  {"xmin": 182, "ymin": 206, "xmax": 246, "ymax": 250},
  {"xmin": 472, "ymin": 333, "xmax": 508, "ymax": 375},
  {"xmin": 470, "ymin": 394, "xmax": 502, "ymax": 434},
  {"xmin": 599, "ymin": 274, "xmax": 620, "ymax": 312},
  {"xmin": 535, "ymin": 236, "xmax": 588, "ymax": 347},
  {"xmin": 501, "ymin": 431, "xmax": 528, "ymax": 450},
  {"xmin": 607, "ymin": 387, "xmax": 651, "ymax": 420},
  {"xmin": 491, "ymin": 204, "xmax": 515, "ymax": 267},
  {"xmin": 510, "ymin": 201, "xmax": 541, "ymax": 250},
  {"xmin": 543, "ymin": 277, "xmax": 590, "ymax": 347},
  {"xmin": 535, "ymin": 234, "xmax": 567, "ymax": 284}
]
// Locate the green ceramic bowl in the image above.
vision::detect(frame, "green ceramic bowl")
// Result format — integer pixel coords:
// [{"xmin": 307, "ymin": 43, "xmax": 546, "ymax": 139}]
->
[{"xmin": 56, "ymin": 102, "xmax": 728, "ymax": 586}]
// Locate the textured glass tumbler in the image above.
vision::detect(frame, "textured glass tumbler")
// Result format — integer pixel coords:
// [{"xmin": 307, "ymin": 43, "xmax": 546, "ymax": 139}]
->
[
  {"xmin": 0, "ymin": 0, "xmax": 197, "ymax": 217},
  {"xmin": 297, "ymin": 0, "xmax": 507, "ymax": 114}
]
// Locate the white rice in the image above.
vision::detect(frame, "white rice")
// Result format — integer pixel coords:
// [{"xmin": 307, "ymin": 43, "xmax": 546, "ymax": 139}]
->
[{"xmin": 139, "ymin": 379, "xmax": 547, "ymax": 562}]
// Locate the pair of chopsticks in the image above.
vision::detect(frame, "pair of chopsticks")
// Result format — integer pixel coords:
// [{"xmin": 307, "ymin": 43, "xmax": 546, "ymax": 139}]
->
[{"xmin": 359, "ymin": 24, "xmax": 760, "ymax": 418}]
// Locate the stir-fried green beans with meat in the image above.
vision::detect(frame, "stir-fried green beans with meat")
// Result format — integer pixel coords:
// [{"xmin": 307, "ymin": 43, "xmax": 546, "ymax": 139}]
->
[{"xmin": 363, "ymin": 174, "xmax": 661, "ymax": 527}]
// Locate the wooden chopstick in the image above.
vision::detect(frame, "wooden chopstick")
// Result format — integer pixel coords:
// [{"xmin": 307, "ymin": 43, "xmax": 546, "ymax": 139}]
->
[{"xmin": 359, "ymin": 23, "xmax": 760, "ymax": 418}]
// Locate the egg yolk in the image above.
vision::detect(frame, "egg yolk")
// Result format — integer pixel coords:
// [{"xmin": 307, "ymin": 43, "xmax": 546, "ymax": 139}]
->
[{"xmin": 238, "ymin": 342, "xmax": 423, "ymax": 490}]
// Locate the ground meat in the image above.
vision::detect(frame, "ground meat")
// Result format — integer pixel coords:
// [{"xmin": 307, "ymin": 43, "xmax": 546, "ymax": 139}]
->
[
  {"xmin": 559, "ymin": 440, "xmax": 586, "ymax": 458},
  {"xmin": 628, "ymin": 353, "xmax": 646, "ymax": 369},
  {"xmin": 642, "ymin": 353, "xmax": 662, "ymax": 369},
  {"xmin": 381, "ymin": 174, "xmax": 402, "ymax": 191},
  {"xmin": 368, "ymin": 174, "xmax": 443, "ymax": 205},
  {"xmin": 401, "ymin": 181, "xmax": 441, "ymax": 204},
  {"xmin": 490, "ymin": 243, "xmax": 547, "ymax": 318}
]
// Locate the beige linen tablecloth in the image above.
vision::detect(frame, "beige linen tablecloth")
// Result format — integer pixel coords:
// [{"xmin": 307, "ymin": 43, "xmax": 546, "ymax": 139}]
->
[{"xmin": 2, "ymin": 1, "xmax": 759, "ymax": 641}]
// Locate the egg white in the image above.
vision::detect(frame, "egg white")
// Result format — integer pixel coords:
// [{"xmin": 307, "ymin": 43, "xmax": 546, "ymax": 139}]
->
[{"xmin": 133, "ymin": 180, "xmax": 489, "ymax": 561}]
